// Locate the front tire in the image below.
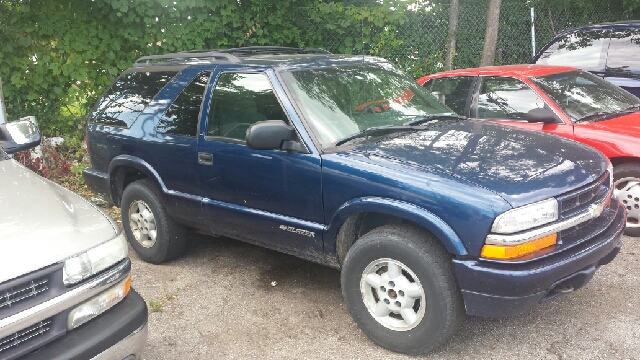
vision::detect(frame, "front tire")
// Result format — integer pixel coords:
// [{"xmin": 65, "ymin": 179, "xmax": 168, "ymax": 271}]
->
[
  {"xmin": 121, "ymin": 179, "xmax": 188, "ymax": 264},
  {"xmin": 341, "ymin": 225, "xmax": 465, "ymax": 355},
  {"xmin": 613, "ymin": 163, "xmax": 640, "ymax": 237}
]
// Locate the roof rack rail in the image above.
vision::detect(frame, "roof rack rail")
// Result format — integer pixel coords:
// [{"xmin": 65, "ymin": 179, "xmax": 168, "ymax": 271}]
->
[
  {"xmin": 133, "ymin": 51, "xmax": 241, "ymax": 67},
  {"xmin": 132, "ymin": 46, "xmax": 332, "ymax": 67},
  {"xmin": 220, "ymin": 46, "xmax": 332, "ymax": 56}
]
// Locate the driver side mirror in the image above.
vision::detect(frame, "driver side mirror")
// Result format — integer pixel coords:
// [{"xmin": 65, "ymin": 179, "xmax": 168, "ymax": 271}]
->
[
  {"xmin": 0, "ymin": 118, "xmax": 41, "ymax": 154},
  {"xmin": 246, "ymin": 120, "xmax": 305, "ymax": 152},
  {"xmin": 525, "ymin": 108, "xmax": 559, "ymax": 124}
]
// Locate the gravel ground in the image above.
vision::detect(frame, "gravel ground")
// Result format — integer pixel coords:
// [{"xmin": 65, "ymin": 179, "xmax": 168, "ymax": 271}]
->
[{"xmin": 130, "ymin": 233, "xmax": 639, "ymax": 360}]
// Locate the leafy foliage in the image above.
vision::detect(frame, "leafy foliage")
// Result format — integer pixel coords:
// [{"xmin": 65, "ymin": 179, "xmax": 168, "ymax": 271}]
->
[{"xmin": 1, "ymin": 0, "xmax": 638, "ymax": 138}]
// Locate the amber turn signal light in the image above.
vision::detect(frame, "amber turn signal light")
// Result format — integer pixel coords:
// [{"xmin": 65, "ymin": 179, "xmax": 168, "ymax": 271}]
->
[{"xmin": 481, "ymin": 233, "xmax": 557, "ymax": 260}]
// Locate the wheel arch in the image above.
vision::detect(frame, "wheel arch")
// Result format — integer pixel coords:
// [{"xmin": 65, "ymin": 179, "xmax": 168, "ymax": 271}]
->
[
  {"xmin": 327, "ymin": 197, "xmax": 468, "ymax": 265},
  {"xmin": 108, "ymin": 155, "xmax": 167, "ymax": 207},
  {"xmin": 610, "ymin": 156, "xmax": 640, "ymax": 168}
]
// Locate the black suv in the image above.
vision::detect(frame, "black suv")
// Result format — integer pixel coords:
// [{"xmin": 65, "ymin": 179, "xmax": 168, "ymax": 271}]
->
[
  {"xmin": 84, "ymin": 47, "xmax": 624, "ymax": 354},
  {"xmin": 534, "ymin": 20, "xmax": 640, "ymax": 97}
]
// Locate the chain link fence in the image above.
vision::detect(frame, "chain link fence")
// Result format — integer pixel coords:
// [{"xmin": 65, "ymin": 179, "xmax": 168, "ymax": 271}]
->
[{"xmin": 295, "ymin": 2, "xmax": 631, "ymax": 78}]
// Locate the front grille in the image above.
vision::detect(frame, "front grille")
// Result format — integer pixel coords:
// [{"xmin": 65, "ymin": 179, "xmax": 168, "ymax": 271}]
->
[
  {"xmin": 0, "ymin": 264, "xmax": 65, "ymax": 319},
  {"xmin": 558, "ymin": 171, "xmax": 610, "ymax": 218},
  {"xmin": 0, "ymin": 319, "xmax": 52, "ymax": 354},
  {"xmin": 0, "ymin": 278, "xmax": 49, "ymax": 311}
]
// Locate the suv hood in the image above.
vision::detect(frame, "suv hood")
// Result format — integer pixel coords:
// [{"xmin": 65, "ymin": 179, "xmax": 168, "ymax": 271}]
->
[
  {"xmin": 353, "ymin": 120, "xmax": 606, "ymax": 208},
  {"xmin": 0, "ymin": 160, "xmax": 119, "ymax": 283}
]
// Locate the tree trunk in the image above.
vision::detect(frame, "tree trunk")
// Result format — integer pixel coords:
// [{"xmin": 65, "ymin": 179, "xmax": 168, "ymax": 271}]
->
[
  {"xmin": 446, "ymin": 0, "xmax": 459, "ymax": 71},
  {"xmin": 480, "ymin": 0, "xmax": 502, "ymax": 66}
]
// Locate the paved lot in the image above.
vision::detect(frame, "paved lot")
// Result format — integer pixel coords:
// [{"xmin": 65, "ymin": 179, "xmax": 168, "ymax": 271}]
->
[{"xmin": 130, "ymin": 233, "xmax": 639, "ymax": 360}]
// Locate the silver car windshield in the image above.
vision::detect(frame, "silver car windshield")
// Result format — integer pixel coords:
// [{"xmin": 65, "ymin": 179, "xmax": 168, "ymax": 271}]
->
[
  {"xmin": 531, "ymin": 70, "xmax": 640, "ymax": 122},
  {"xmin": 281, "ymin": 62, "xmax": 454, "ymax": 147}
]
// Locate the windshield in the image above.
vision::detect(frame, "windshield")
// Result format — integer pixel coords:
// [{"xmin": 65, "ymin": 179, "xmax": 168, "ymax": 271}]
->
[
  {"xmin": 530, "ymin": 70, "xmax": 640, "ymax": 122},
  {"xmin": 280, "ymin": 62, "xmax": 454, "ymax": 147}
]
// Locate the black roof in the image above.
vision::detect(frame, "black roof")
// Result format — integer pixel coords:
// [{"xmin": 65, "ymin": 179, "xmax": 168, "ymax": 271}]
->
[{"xmin": 556, "ymin": 20, "xmax": 640, "ymax": 36}]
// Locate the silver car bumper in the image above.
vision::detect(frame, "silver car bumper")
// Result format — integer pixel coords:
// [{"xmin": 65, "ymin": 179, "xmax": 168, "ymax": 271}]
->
[{"xmin": 91, "ymin": 321, "xmax": 148, "ymax": 360}]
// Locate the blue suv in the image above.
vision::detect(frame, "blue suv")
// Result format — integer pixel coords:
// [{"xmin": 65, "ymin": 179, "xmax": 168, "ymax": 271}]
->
[{"xmin": 84, "ymin": 47, "xmax": 625, "ymax": 355}]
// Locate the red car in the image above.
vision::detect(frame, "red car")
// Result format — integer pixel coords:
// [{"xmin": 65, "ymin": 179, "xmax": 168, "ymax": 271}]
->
[{"xmin": 417, "ymin": 65, "xmax": 640, "ymax": 236}]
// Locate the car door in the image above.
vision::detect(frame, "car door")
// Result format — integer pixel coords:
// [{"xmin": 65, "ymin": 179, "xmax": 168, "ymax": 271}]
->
[
  {"xmin": 196, "ymin": 68, "xmax": 324, "ymax": 257},
  {"xmin": 471, "ymin": 76, "xmax": 574, "ymax": 140}
]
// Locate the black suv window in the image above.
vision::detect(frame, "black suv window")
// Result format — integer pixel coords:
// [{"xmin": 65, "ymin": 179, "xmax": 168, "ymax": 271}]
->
[
  {"xmin": 90, "ymin": 70, "xmax": 177, "ymax": 127},
  {"xmin": 606, "ymin": 29, "xmax": 640, "ymax": 76},
  {"xmin": 536, "ymin": 31, "xmax": 609, "ymax": 72},
  {"xmin": 424, "ymin": 77, "xmax": 474, "ymax": 115},
  {"xmin": 207, "ymin": 72, "xmax": 286, "ymax": 141},
  {"xmin": 477, "ymin": 77, "xmax": 547, "ymax": 120},
  {"xmin": 156, "ymin": 72, "xmax": 211, "ymax": 136}
]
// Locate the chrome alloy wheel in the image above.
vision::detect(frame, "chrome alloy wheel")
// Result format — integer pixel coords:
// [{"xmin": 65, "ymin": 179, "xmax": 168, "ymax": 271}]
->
[
  {"xmin": 614, "ymin": 177, "xmax": 640, "ymax": 229},
  {"xmin": 360, "ymin": 258, "xmax": 426, "ymax": 331},
  {"xmin": 129, "ymin": 200, "xmax": 157, "ymax": 248}
]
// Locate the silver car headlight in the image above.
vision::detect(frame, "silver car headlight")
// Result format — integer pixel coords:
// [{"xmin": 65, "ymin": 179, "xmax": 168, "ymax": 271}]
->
[
  {"xmin": 63, "ymin": 234, "xmax": 128, "ymax": 286},
  {"xmin": 490, "ymin": 198, "xmax": 559, "ymax": 234}
]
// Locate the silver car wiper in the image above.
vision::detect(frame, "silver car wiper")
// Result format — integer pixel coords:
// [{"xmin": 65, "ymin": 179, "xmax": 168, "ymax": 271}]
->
[
  {"xmin": 334, "ymin": 125, "xmax": 416, "ymax": 147},
  {"xmin": 402, "ymin": 113, "xmax": 466, "ymax": 126}
]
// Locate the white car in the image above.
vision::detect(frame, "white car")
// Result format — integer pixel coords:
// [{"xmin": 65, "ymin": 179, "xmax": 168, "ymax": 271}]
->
[{"xmin": 0, "ymin": 101, "xmax": 147, "ymax": 359}]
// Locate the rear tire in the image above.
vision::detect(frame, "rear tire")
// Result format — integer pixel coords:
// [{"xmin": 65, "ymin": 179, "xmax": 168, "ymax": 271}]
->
[
  {"xmin": 613, "ymin": 163, "xmax": 640, "ymax": 237},
  {"xmin": 341, "ymin": 225, "xmax": 465, "ymax": 355},
  {"xmin": 121, "ymin": 179, "xmax": 188, "ymax": 264}
]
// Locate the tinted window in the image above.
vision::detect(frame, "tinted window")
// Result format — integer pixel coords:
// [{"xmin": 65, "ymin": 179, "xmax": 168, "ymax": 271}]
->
[
  {"xmin": 425, "ymin": 76, "xmax": 474, "ymax": 115},
  {"xmin": 536, "ymin": 31, "xmax": 609, "ymax": 71},
  {"xmin": 90, "ymin": 71, "xmax": 177, "ymax": 127},
  {"xmin": 477, "ymin": 77, "xmax": 547, "ymax": 120},
  {"xmin": 156, "ymin": 72, "xmax": 211, "ymax": 136},
  {"xmin": 606, "ymin": 29, "xmax": 640, "ymax": 76},
  {"xmin": 207, "ymin": 73, "xmax": 287, "ymax": 141}
]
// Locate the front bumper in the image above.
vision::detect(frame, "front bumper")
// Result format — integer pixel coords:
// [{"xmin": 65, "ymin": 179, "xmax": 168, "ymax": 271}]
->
[
  {"xmin": 453, "ymin": 199, "xmax": 625, "ymax": 318},
  {"xmin": 22, "ymin": 288, "xmax": 148, "ymax": 360}
]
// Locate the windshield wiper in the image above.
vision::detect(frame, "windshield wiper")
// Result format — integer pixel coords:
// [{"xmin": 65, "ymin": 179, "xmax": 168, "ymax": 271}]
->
[
  {"xmin": 334, "ymin": 125, "xmax": 416, "ymax": 147},
  {"xmin": 621, "ymin": 104, "xmax": 640, "ymax": 113},
  {"xmin": 402, "ymin": 113, "xmax": 466, "ymax": 126},
  {"xmin": 576, "ymin": 111, "xmax": 618, "ymax": 123}
]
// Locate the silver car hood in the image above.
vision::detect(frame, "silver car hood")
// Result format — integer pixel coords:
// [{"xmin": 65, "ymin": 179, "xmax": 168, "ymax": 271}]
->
[{"xmin": 0, "ymin": 159, "xmax": 119, "ymax": 283}]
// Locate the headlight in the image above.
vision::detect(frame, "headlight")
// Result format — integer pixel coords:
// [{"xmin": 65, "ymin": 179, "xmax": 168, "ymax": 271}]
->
[
  {"xmin": 67, "ymin": 274, "xmax": 131, "ymax": 330},
  {"xmin": 63, "ymin": 234, "xmax": 128, "ymax": 286},
  {"xmin": 490, "ymin": 198, "xmax": 558, "ymax": 234}
]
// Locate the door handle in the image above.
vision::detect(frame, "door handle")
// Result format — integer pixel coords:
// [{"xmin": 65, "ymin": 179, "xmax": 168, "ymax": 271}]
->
[{"xmin": 198, "ymin": 152, "xmax": 213, "ymax": 165}]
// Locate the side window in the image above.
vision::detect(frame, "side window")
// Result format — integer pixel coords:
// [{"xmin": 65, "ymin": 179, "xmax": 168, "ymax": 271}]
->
[
  {"xmin": 536, "ymin": 31, "xmax": 609, "ymax": 72},
  {"xmin": 90, "ymin": 71, "xmax": 177, "ymax": 127},
  {"xmin": 426, "ymin": 76, "xmax": 475, "ymax": 115},
  {"xmin": 207, "ymin": 72, "xmax": 287, "ymax": 141},
  {"xmin": 156, "ymin": 72, "xmax": 211, "ymax": 136},
  {"xmin": 606, "ymin": 29, "xmax": 640, "ymax": 76},
  {"xmin": 477, "ymin": 77, "xmax": 548, "ymax": 120}
]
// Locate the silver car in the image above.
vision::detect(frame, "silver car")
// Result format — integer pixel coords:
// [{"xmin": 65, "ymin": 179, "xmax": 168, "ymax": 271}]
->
[{"xmin": 0, "ymin": 107, "xmax": 147, "ymax": 359}]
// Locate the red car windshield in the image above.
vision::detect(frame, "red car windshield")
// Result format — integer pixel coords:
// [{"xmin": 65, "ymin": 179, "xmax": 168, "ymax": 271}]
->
[{"xmin": 531, "ymin": 70, "xmax": 640, "ymax": 122}]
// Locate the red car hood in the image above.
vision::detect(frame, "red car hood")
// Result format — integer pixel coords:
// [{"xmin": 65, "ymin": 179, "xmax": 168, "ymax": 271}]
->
[{"xmin": 575, "ymin": 111, "xmax": 640, "ymax": 157}]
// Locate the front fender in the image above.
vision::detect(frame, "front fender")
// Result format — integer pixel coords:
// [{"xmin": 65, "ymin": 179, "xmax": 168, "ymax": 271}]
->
[{"xmin": 325, "ymin": 197, "xmax": 468, "ymax": 256}]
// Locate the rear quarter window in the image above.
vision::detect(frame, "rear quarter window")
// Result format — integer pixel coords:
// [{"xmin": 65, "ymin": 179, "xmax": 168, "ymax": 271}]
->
[
  {"xmin": 536, "ymin": 30, "xmax": 609, "ymax": 72},
  {"xmin": 606, "ymin": 28, "xmax": 640, "ymax": 76},
  {"xmin": 89, "ymin": 70, "xmax": 177, "ymax": 127}
]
